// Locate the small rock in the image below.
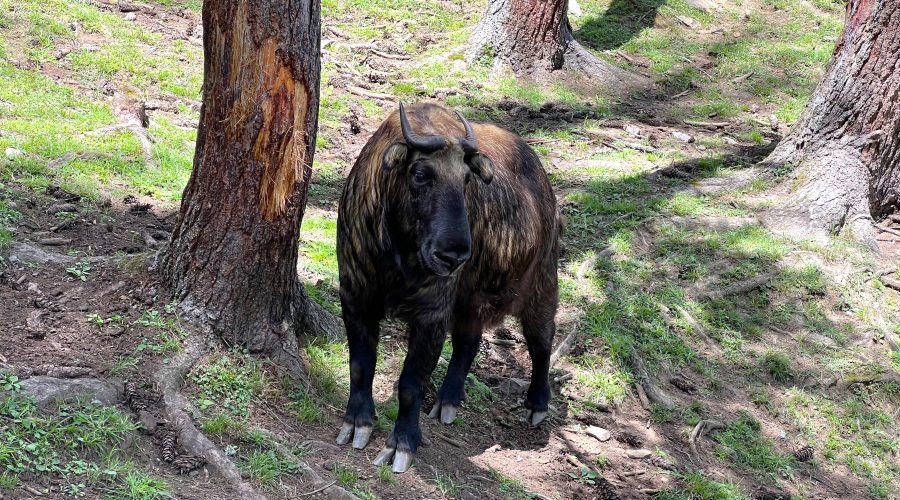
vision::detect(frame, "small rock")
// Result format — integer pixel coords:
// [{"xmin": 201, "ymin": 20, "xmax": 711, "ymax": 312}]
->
[
  {"xmin": 568, "ymin": 0, "xmax": 583, "ymax": 17},
  {"xmin": 671, "ymin": 131, "xmax": 695, "ymax": 143},
  {"xmin": 138, "ymin": 410, "xmax": 158, "ymax": 433},
  {"xmin": 301, "ymin": 440, "xmax": 341, "ymax": 454},
  {"xmin": 16, "ymin": 377, "xmax": 121, "ymax": 409},
  {"xmin": 586, "ymin": 425, "xmax": 611, "ymax": 442},
  {"xmin": 624, "ymin": 124, "xmax": 643, "ymax": 138},
  {"xmin": 684, "ymin": 0, "xmax": 717, "ymax": 12},
  {"xmin": 45, "ymin": 366, "xmax": 92, "ymax": 378},
  {"xmin": 676, "ymin": 15, "xmax": 698, "ymax": 28},
  {"xmin": 509, "ymin": 106, "xmax": 529, "ymax": 118},
  {"xmin": 47, "ymin": 203, "xmax": 78, "ymax": 214},
  {"xmin": 123, "ymin": 12, "xmax": 136, "ymax": 21},
  {"xmin": 5, "ymin": 147, "xmax": 23, "ymax": 159},
  {"xmin": 722, "ymin": 136, "xmax": 738, "ymax": 145},
  {"xmin": 496, "ymin": 377, "xmax": 530, "ymax": 395},
  {"xmin": 626, "ymin": 449, "xmax": 653, "ymax": 459}
]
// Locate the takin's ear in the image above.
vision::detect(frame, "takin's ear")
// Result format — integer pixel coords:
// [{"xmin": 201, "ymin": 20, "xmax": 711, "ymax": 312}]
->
[
  {"xmin": 382, "ymin": 143, "xmax": 409, "ymax": 171},
  {"xmin": 466, "ymin": 153, "xmax": 494, "ymax": 184}
]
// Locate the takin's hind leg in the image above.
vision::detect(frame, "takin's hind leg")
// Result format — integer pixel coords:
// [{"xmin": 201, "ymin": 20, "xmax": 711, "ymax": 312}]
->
[
  {"xmin": 430, "ymin": 316, "xmax": 483, "ymax": 424},
  {"xmin": 520, "ymin": 302, "xmax": 556, "ymax": 427}
]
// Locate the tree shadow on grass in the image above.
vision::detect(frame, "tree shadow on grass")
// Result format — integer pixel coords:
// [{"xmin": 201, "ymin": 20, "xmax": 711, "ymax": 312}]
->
[{"xmin": 572, "ymin": 0, "xmax": 665, "ymax": 51}]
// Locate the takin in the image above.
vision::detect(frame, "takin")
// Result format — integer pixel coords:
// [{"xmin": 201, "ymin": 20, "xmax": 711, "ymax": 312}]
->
[{"xmin": 335, "ymin": 102, "xmax": 561, "ymax": 473}]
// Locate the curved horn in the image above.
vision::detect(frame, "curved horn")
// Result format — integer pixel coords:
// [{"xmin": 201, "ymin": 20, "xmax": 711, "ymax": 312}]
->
[
  {"xmin": 455, "ymin": 110, "xmax": 479, "ymax": 154},
  {"xmin": 399, "ymin": 103, "xmax": 447, "ymax": 152}
]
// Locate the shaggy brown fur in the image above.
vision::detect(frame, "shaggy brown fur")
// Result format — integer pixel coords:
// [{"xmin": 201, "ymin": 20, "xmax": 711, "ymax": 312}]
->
[{"xmin": 335, "ymin": 103, "xmax": 560, "ymax": 472}]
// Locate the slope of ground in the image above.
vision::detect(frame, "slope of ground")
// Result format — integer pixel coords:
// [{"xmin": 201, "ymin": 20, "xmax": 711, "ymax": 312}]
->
[{"xmin": 0, "ymin": 0, "xmax": 898, "ymax": 499}]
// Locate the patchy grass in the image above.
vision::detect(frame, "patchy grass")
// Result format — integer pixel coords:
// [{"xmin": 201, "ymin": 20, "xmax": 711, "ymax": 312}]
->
[
  {"xmin": 190, "ymin": 352, "xmax": 268, "ymax": 416},
  {"xmin": 240, "ymin": 450, "xmax": 299, "ymax": 486},
  {"xmin": 0, "ymin": 384, "xmax": 171, "ymax": 498},
  {"xmin": 714, "ymin": 411, "xmax": 795, "ymax": 479}
]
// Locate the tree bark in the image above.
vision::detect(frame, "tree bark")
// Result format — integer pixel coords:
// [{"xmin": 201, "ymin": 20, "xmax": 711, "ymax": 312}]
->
[
  {"xmin": 466, "ymin": 0, "xmax": 640, "ymax": 84},
  {"xmin": 157, "ymin": 0, "xmax": 336, "ymax": 379},
  {"xmin": 763, "ymin": 0, "xmax": 900, "ymax": 248}
]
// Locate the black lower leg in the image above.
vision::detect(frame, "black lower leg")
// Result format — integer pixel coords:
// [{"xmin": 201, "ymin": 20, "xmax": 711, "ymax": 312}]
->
[
  {"xmin": 521, "ymin": 312, "xmax": 555, "ymax": 415},
  {"xmin": 390, "ymin": 321, "xmax": 446, "ymax": 454},
  {"xmin": 437, "ymin": 318, "xmax": 483, "ymax": 409}
]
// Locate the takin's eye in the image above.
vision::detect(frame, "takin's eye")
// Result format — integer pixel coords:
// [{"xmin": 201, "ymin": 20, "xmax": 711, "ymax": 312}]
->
[{"xmin": 412, "ymin": 168, "xmax": 429, "ymax": 186}]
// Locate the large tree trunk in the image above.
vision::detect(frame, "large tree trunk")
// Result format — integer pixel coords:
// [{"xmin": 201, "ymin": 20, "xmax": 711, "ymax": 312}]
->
[
  {"xmin": 466, "ymin": 0, "xmax": 640, "ymax": 84},
  {"xmin": 763, "ymin": 0, "xmax": 900, "ymax": 248},
  {"xmin": 157, "ymin": 0, "xmax": 335, "ymax": 379}
]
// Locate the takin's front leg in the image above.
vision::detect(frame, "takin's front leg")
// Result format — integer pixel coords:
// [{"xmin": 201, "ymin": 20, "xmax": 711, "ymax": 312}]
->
[
  {"xmin": 430, "ymin": 316, "xmax": 483, "ymax": 424},
  {"xmin": 336, "ymin": 300, "xmax": 381, "ymax": 450},
  {"xmin": 373, "ymin": 321, "xmax": 446, "ymax": 473}
]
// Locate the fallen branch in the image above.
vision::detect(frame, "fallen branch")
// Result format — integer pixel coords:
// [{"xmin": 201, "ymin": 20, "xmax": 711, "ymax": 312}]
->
[
  {"xmin": 550, "ymin": 330, "xmax": 577, "ymax": 368},
  {"xmin": 298, "ymin": 481, "xmax": 337, "ymax": 497},
  {"xmin": 436, "ymin": 433, "xmax": 463, "ymax": 448},
  {"xmin": 347, "ymin": 86, "xmax": 397, "ymax": 101},
  {"xmin": 689, "ymin": 419, "xmax": 724, "ymax": 454},
  {"xmin": 882, "ymin": 276, "xmax": 900, "ymax": 292},
  {"xmin": 370, "ymin": 49, "xmax": 411, "ymax": 60},
  {"xmin": 731, "ymin": 71, "xmax": 754, "ymax": 83},
  {"xmin": 683, "ymin": 119, "xmax": 730, "ymax": 129}
]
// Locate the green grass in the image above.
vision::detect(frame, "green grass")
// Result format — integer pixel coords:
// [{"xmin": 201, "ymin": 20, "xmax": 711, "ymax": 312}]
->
[
  {"xmin": 760, "ymin": 349, "xmax": 792, "ymax": 382},
  {"xmin": 0, "ymin": 385, "xmax": 171, "ymax": 498},
  {"xmin": 333, "ymin": 463, "xmax": 360, "ymax": 486},
  {"xmin": 240, "ymin": 450, "xmax": 299, "ymax": 486},
  {"xmin": 113, "ymin": 470, "xmax": 173, "ymax": 500},
  {"xmin": 190, "ymin": 353, "xmax": 268, "ymax": 416},
  {"xmin": 655, "ymin": 471, "xmax": 749, "ymax": 500},
  {"xmin": 490, "ymin": 469, "xmax": 537, "ymax": 499},
  {"xmin": 714, "ymin": 411, "xmax": 795, "ymax": 479}
]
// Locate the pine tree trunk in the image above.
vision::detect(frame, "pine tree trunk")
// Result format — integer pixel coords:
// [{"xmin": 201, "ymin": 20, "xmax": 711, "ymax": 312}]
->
[
  {"xmin": 763, "ymin": 0, "xmax": 900, "ymax": 248},
  {"xmin": 467, "ymin": 0, "xmax": 640, "ymax": 83},
  {"xmin": 157, "ymin": 0, "xmax": 335, "ymax": 378}
]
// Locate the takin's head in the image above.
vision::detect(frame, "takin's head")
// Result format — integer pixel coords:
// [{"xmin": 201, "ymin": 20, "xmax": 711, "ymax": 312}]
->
[{"xmin": 382, "ymin": 104, "xmax": 495, "ymax": 277}]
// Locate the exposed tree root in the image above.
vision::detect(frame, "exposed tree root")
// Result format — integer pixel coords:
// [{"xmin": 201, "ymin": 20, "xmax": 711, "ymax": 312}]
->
[
  {"xmin": 689, "ymin": 419, "xmax": 724, "ymax": 454},
  {"xmin": 153, "ymin": 334, "xmax": 264, "ymax": 499},
  {"xmin": 629, "ymin": 350, "xmax": 675, "ymax": 410}
]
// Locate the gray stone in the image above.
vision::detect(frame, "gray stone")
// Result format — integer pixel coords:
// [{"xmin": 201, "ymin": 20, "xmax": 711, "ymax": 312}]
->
[
  {"xmin": 17, "ymin": 376, "xmax": 121, "ymax": 409},
  {"xmin": 626, "ymin": 449, "xmax": 653, "ymax": 459},
  {"xmin": 671, "ymin": 131, "xmax": 695, "ymax": 143},
  {"xmin": 138, "ymin": 410, "xmax": 158, "ymax": 433},
  {"xmin": 586, "ymin": 425, "xmax": 611, "ymax": 442},
  {"xmin": 497, "ymin": 377, "xmax": 530, "ymax": 395}
]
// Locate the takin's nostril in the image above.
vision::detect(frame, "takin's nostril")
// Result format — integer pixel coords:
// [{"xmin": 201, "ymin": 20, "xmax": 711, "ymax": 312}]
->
[{"xmin": 433, "ymin": 249, "xmax": 470, "ymax": 269}]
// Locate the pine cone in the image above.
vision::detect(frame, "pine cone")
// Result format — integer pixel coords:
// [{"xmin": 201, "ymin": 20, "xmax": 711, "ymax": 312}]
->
[
  {"xmin": 793, "ymin": 445, "xmax": 814, "ymax": 462},
  {"xmin": 172, "ymin": 454, "xmax": 206, "ymax": 474},
  {"xmin": 669, "ymin": 376, "xmax": 695, "ymax": 394},
  {"xmin": 615, "ymin": 432, "xmax": 642, "ymax": 447},
  {"xmin": 161, "ymin": 428, "xmax": 178, "ymax": 463},
  {"xmin": 596, "ymin": 476, "xmax": 619, "ymax": 500}
]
